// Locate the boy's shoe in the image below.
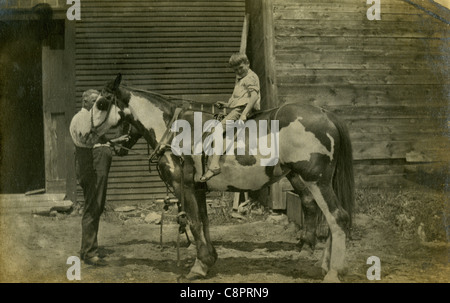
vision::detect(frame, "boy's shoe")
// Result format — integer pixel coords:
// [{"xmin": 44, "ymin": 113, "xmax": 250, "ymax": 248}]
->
[{"xmin": 200, "ymin": 168, "xmax": 221, "ymax": 182}]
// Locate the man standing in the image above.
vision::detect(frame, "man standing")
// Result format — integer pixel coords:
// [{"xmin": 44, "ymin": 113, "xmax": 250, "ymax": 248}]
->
[{"xmin": 70, "ymin": 89, "xmax": 128, "ymax": 266}]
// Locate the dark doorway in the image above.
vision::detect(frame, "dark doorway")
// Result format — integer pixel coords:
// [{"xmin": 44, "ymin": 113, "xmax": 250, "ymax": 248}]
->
[{"xmin": 0, "ymin": 20, "xmax": 46, "ymax": 193}]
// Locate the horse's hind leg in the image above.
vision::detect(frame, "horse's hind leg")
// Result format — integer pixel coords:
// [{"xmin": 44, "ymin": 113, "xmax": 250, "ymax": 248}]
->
[
  {"xmin": 304, "ymin": 181, "xmax": 347, "ymax": 282},
  {"xmin": 286, "ymin": 172, "xmax": 320, "ymax": 254},
  {"xmin": 321, "ymin": 235, "xmax": 332, "ymax": 274}
]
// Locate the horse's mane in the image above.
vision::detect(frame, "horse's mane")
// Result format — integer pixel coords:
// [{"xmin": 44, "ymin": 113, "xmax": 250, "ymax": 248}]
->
[
  {"xmin": 120, "ymin": 84, "xmax": 180, "ymax": 108},
  {"xmin": 119, "ymin": 83, "xmax": 281, "ymax": 122}
]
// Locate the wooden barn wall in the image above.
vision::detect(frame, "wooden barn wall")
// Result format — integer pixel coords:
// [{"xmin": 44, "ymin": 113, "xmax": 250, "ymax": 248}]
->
[
  {"xmin": 256, "ymin": 0, "xmax": 449, "ymax": 188},
  {"xmin": 75, "ymin": 0, "xmax": 245, "ymax": 204}
]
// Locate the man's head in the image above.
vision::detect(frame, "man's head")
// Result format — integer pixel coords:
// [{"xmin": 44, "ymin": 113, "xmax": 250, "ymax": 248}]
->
[
  {"xmin": 229, "ymin": 53, "xmax": 250, "ymax": 79},
  {"xmin": 82, "ymin": 89, "xmax": 100, "ymax": 111}
]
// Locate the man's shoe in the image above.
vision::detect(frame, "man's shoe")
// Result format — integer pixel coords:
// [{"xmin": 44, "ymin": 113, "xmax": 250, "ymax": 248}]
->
[{"xmin": 84, "ymin": 256, "xmax": 107, "ymax": 266}]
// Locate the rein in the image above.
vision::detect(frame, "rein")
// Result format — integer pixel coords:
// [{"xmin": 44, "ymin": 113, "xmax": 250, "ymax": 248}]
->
[{"xmin": 108, "ymin": 142, "xmax": 147, "ymax": 156}]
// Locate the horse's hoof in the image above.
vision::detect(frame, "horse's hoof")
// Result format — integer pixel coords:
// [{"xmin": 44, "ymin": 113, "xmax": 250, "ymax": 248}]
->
[
  {"xmin": 185, "ymin": 271, "xmax": 206, "ymax": 281},
  {"xmin": 298, "ymin": 245, "xmax": 314, "ymax": 258},
  {"xmin": 313, "ymin": 259, "xmax": 326, "ymax": 270},
  {"xmin": 177, "ymin": 275, "xmax": 187, "ymax": 283},
  {"xmin": 177, "ymin": 274, "xmax": 195, "ymax": 283},
  {"xmin": 322, "ymin": 270, "xmax": 341, "ymax": 283},
  {"xmin": 185, "ymin": 258, "xmax": 209, "ymax": 280}
]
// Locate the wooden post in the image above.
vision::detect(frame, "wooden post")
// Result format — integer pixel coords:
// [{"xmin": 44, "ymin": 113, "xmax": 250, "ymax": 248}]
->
[
  {"xmin": 64, "ymin": 19, "xmax": 77, "ymax": 203},
  {"xmin": 261, "ymin": 0, "xmax": 277, "ymax": 108},
  {"xmin": 240, "ymin": 14, "xmax": 250, "ymax": 54},
  {"xmin": 260, "ymin": 0, "xmax": 283, "ymax": 211},
  {"xmin": 234, "ymin": 13, "xmax": 251, "ymax": 210}
]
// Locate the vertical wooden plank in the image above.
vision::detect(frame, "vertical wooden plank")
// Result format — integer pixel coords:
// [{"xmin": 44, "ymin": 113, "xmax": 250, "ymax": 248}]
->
[
  {"xmin": 42, "ymin": 46, "xmax": 66, "ymax": 193},
  {"xmin": 45, "ymin": 113, "xmax": 66, "ymax": 192},
  {"xmin": 240, "ymin": 13, "xmax": 250, "ymax": 53},
  {"xmin": 262, "ymin": 0, "xmax": 282, "ymax": 208},
  {"xmin": 262, "ymin": 0, "xmax": 278, "ymax": 108},
  {"xmin": 64, "ymin": 18, "xmax": 77, "ymax": 203},
  {"xmin": 286, "ymin": 191, "xmax": 303, "ymax": 227}
]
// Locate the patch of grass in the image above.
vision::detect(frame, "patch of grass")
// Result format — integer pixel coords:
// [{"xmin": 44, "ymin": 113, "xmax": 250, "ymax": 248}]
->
[{"xmin": 355, "ymin": 187, "xmax": 449, "ymax": 242}]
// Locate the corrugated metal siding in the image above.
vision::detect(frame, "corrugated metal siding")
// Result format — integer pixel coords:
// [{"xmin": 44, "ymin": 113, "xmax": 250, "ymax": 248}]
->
[{"xmin": 75, "ymin": 0, "xmax": 245, "ymax": 203}]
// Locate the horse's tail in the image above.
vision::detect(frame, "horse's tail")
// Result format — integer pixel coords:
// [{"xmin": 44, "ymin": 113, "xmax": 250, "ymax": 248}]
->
[{"xmin": 327, "ymin": 111, "xmax": 355, "ymax": 228}]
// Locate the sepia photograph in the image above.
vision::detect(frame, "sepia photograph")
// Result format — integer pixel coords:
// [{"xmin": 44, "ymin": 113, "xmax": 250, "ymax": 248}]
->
[{"xmin": 0, "ymin": 0, "xmax": 448, "ymax": 286}]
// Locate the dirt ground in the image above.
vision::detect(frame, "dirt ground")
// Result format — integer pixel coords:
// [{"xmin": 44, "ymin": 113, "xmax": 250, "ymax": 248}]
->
[{"xmin": 0, "ymin": 189, "xmax": 449, "ymax": 284}]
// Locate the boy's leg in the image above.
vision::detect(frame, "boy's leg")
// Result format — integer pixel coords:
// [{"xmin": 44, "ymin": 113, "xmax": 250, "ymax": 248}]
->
[{"xmin": 200, "ymin": 108, "xmax": 243, "ymax": 181}]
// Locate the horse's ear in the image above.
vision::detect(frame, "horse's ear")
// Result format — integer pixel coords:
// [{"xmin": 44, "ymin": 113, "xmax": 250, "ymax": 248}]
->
[{"xmin": 113, "ymin": 73, "xmax": 122, "ymax": 90}]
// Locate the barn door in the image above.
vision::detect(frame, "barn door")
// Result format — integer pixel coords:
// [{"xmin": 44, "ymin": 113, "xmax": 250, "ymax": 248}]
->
[{"xmin": 41, "ymin": 20, "xmax": 69, "ymax": 193}]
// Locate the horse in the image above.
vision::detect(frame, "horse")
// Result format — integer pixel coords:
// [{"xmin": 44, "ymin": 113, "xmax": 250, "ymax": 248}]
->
[{"xmin": 99, "ymin": 74, "xmax": 355, "ymax": 282}]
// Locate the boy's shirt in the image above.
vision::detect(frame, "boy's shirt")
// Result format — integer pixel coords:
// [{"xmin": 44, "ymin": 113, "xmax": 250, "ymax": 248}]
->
[{"xmin": 227, "ymin": 69, "xmax": 261, "ymax": 111}]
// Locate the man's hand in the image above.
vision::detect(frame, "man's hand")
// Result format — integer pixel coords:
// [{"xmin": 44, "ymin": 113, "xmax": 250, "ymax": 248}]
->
[{"xmin": 239, "ymin": 114, "xmax": 247, "ymax": 122}]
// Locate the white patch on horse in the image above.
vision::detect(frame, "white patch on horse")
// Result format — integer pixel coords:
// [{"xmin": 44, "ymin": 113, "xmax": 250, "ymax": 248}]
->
[
  {"xmin": 204, "ymin": 155, "xmax": 270, "ymax": 191},
  {"xmin": 128, "ymin": 93, "xmax": 166, "ymax": 141},
  {"xmin": 92, "ymin": 104, "xmax": 122, "ymax": 134},
  {"xmin": 279, "ymin": 119, "xmax": 334, "ymax": 163}
]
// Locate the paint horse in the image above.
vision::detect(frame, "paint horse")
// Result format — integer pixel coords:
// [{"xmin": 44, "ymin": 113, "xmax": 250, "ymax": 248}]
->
[{"xmin": 100, "ymin": 74, "xmax": 355, "ymax": 282}]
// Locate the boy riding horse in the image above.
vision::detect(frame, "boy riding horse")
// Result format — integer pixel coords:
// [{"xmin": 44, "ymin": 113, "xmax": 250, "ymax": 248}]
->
[{"xmin": 200, "ymin": 53, "xmax": 261, "ymax": 181}]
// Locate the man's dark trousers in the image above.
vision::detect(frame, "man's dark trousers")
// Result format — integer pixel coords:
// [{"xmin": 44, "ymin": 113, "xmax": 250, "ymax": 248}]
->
[{"xmin": 76, "ymin": 146, "xmax": 112, "ymax": 260}]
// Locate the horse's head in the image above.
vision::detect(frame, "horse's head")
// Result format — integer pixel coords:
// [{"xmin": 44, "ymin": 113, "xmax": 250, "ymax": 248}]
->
[
  {"xmin": 98, "ymin": 73, "xmax": 171, "ymax": 150},
  {"xmin": 99, "ymin": 73, "xmax": 130, "ymax": 110},
  {"xmin": 90, "ymin": 88, "xmax": 125, "ymax": 136}
]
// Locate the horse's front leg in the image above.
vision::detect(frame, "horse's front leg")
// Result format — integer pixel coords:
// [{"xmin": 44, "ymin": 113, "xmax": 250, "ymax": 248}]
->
[
  {"xmin": 183, "ymin": 185, "xmax": 217, "ymax": 279},
  {"xmin": 157, "ymin": 154, "xmax": 217, "ymax": 279}
]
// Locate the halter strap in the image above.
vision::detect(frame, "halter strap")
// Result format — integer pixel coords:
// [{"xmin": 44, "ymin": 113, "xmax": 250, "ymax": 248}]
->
[{"xmin": 90, "ymin": 95, "xmax": 116, "ymax": 131}]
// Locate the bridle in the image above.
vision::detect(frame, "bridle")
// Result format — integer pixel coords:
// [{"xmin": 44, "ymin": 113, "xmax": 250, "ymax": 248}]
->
[{"xmin": 90, "ymin": 89, "xmax": 120, "ymax": 131}]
